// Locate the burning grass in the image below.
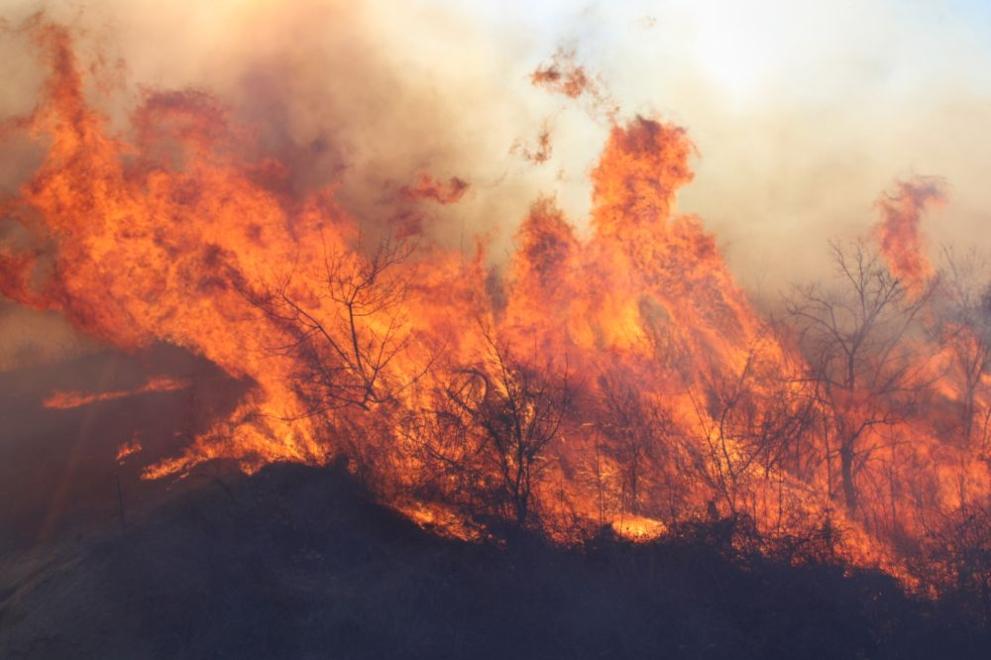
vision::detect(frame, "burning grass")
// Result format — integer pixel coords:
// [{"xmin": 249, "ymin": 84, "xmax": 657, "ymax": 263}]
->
[{"xmin": 2, "ymin": 18, "xmax": 991, "ymax": 603}]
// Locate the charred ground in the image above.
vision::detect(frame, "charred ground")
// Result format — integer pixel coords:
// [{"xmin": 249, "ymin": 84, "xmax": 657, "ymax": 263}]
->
[
  {"xmin": 3, "ymin": 463, "xmax": 991, "ymax": 659},
  {"xmin": 1, "ymin": 354, "xmax": 989, "ymax": 660}
]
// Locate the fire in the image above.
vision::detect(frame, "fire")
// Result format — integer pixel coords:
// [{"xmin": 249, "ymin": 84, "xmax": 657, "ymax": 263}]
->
[
  {"xmin": 611, "ymin": 516, "xmax": 667, "ymax": 542},
  {"xmin": 4, "ymin": 19, "xmax": 991, "ymax": 593},
  {"xmin": 43, "ymin": 375, "xmax": 190, "ymax": 410},
  {"xmin": 531, "ymin": 48, "xmax": 593, "ymax": 99},
  {"xmin": 874, "ymin": 178, "xmax": 944, "ymax": 296},
  {"xmin": 530, "ymin": 48, "xmax": 618, "ymax": 119},
  {"xmin": 116, "ymin": 436, "xmax": 143, "ymax": 463}
]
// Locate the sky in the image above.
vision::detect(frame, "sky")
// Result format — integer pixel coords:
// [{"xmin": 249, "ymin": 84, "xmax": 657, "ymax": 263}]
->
[
  {"xmin": 421, "ymin": 0, "xmax": 991, "ymax": 291},
  {"xmin": 2, "ymin": 0, "xmax": 991, "ymax": 366}
]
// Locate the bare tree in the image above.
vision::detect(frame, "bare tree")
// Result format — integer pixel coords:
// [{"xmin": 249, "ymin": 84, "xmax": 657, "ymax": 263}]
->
[
  {"xmin": 931, "ymin": 247, "xmax": 991, "ymax": 446},
  {"xmin": 595, "ymin": 370, "xmax": 679, "ymax": 519},
  {"xmin": 688, "ymin": 335, "xmax": 818, "ymax": 520},
  {"xmin": 916, "ymin": 503, "xmax": 991, "ymax": 624},
  {"xmin": 245, "ymin": 235, "xmax": 426, "ymax": 417},
  {"xmin": 445, "ymin": 334, "xmax": 573, "ymax": 529},
  {"xmin": 787, "ymin": 240, "xmax": 932, "ymax": 513},
  {"xmin": 395, "ymin": 371, "xmax": 490, "ymax": 522}
]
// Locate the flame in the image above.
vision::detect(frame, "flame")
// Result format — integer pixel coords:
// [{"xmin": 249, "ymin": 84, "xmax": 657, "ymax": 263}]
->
[
  {"xmin": 115, "ymin": 436, "xmax": 143, "ymax": 463},
  {"xmin": 43, "ymin": 376, "xmax": 190, "ymax": 409},
  {"xmin": 611, "ymin": 515, "xmax": 667, "ymax": 542},
  {"xmin": 3, "ymin": 20, "xmax": 991, "ymax": 592},
  {"xmin": 874, "ymin": 178, "xmax": 944, "ymax": 296},
  {"xmin": 531, "ymin": 49, "xmax": 593, "ymax": 99},
  {"xmin": 530, "ymin": 48, "xmax": 618, "ymax": 118}
]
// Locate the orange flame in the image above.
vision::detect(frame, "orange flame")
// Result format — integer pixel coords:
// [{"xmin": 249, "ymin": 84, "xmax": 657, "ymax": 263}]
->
[
  {"xmin": 874, "ymin": 178, "xmax": 944, "ymax": 296},
  {"xmin": 115, "ymin": 436, "xmax": 143, "ymax": 463},
  {"xmin": 43, "ymin": 376, "xmax": 191, "ymax": 410},
  {"xmin": 3, "ymin": 21, "xmax": 991, "ymax": 591}
]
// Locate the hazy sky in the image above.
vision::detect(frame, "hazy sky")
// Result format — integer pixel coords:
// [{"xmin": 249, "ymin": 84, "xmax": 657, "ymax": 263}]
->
[{"xmin": 422, "ymin": 0, "xmax": 991, "ymax": 291}]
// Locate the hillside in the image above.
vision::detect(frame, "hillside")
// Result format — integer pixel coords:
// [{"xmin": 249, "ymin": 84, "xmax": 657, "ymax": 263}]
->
[{"xmin": 3, "ymin": 457, "xmax": 990, "ymax": 659}]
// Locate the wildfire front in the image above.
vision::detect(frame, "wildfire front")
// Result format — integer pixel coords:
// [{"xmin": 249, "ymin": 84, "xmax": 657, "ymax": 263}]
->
[{"xmin": 2, "ymin": 3, "xmax": 991, "ymax": 658}]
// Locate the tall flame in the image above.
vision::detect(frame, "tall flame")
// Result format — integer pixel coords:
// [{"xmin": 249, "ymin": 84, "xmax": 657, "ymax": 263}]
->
[
  {"xmin": 3, "ymin": 21, "xmax": 991, "ymax": 588},
  {"xmin": 874, "ymin": 178, "xmax": 944, "ymax": 296}
]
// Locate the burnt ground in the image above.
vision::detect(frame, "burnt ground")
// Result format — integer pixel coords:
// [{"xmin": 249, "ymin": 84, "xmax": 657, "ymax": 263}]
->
[
  {"xmin": 1, "ymin": 350, "xmax": 991, "ymax": 659},
  {"xmin": 0, "ymin": 344, "xmax": 245, "ymax": 554}
]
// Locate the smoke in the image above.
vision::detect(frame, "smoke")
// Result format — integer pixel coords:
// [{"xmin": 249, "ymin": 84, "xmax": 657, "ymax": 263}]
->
[
  {"xmin": 559, "ymin": 0, "xmax": 991, "ymax": 295},
  {"xmin": 0, "ymin": 0, "xmax": 584, "ymax": 369},
  {"xmin": 0, "ymin": 1, "xmax": 600, "ymax": 238},
  {"xmin": 0, "ymin": 302, "xmax": 93, "ymax": 371},
  {"xmin": 2, "ymin": 0, "xmax": 991, "ymax": 366},
  {"xmin": 4, "ymin": 2, "xmax": 991, "ymax": 566}
]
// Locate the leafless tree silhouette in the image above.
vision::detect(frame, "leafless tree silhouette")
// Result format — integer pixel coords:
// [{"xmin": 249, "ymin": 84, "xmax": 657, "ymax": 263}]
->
[
  {"xmin": 245, "ymin": 235, "xmax": 429, "ymax": 418},
  {"xmin": 787, "ymin": 240, "xmax": 932, "ymax": 513},
  {"xmin": 930, "ymin": 248, "xmax": 991, "ymax": 447},
  {"xmin": 442, "ymin": 332, "xmax": 574, "ymax": 528}
]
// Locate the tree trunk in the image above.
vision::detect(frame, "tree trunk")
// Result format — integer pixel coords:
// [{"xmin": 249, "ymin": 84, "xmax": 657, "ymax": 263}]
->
[{"xmin": 839, "ymin": 441, "xmax": 858, "ymax": 512}]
